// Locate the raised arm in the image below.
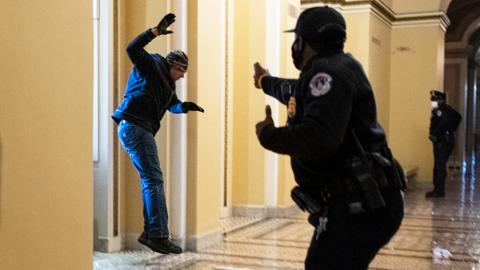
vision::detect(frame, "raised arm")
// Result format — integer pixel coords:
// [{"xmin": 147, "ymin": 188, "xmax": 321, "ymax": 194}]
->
[
  {"xmin": 253, "ymin": 62, "xmax": 297, "ymax": 105},
  {"xmin": 126, "ymin": 13, "xmax": 176, "ymax": 72},
  {"xmin": 256, "ymin": 71, "xmax": 353, "ymax": 159}
]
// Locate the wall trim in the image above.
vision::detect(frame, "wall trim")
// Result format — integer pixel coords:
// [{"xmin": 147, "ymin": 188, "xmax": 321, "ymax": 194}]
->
[
  {"xmin": 96, "ymin": 235, "xmax": 126, "ymax": 252},
  {"xmin": 232, "ymin": 204, "xmax": 301, "ymax": 218},
  {"xmin": 301, "ymin": 0, "xmax": 450, "ymax": 31},
  {"xmin": 186, "ymin": 228, "xmax": 223, "ymax": 252}
]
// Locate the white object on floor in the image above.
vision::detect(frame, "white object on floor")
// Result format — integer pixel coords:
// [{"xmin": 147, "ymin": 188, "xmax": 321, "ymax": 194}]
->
[{"xmin": 432, "ymin": 247, "xmax": 453, "ymax": 260}]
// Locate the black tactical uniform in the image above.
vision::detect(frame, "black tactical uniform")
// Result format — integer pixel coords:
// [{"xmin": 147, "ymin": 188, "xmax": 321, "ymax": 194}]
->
[
  {"xmin": 255, "ymin": 6, "xmax": 404, "ymax": 270},
  {"xmin": 426, "ymin": 91, "xmax": 462, "ymax": 198}
]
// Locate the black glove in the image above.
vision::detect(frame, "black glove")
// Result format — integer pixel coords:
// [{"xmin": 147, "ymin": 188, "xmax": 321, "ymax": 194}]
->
[
  {"xmin": 255, "ymin": 105, "xmax": 274, "ymax": 137},
  {"xmin": 429, "ymin": 135, "xmax": 438, "ymax": 144},
  {"xmin": 157, "ymin": 13, "xmax": 176, "ymax": 35},
  {"xmin": 182, "ymin": 102, "xmax": 204, "ymax": 113}
]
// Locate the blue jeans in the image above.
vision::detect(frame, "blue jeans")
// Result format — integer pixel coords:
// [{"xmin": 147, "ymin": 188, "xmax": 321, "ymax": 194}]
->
[{"xmin": 117, "ymin": 120, "xmax": 169, "ymax": 238}]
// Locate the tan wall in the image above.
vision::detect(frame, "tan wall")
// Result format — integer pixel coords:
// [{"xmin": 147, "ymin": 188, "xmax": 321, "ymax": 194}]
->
[
  {"xmin": 230, "ymin": 0, "xmax": 301, "ymax": 208},
  {"xmin": 343, "ymin": 10, "xmax": 392, "ymax": 132},
  {"xmin": 391, "ymin": 0, "xmax": 446, "ymax": 13},
  {"xmin": 231, "ymin": 0, "xmax": 267, "ymax": 206},
  {"xmin": 186, "ymin": 0, "xmax": 223, "ymax": 236},
  {"xmin": 344, "ymin": 11, "xmax": 371, "ymax": 74},
  {"xmin": 277, "ymin": 0, "xmax": 300, "ymax": 206},
  {"xmin": 231, "ymin": 0, "xmax": 251, "ymax": 205},
  {"xmin": 0, "ymin": 1, "xmax": 92, "ymax": 269},
  {"xmin": 369, "ymin": 14, "xmax": 392, "ymax": 135},
  {"xmin": 390, "ymin": 25, "xmax": 446, "ymax": 182}
]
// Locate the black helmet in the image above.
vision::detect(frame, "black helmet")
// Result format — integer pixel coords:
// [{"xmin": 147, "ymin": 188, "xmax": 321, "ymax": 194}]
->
[
  {"xmin": 430, "ymin": 90, "xmax": 446, "ymax": 101},
  {"xmin": 285, "ymin": 6, "xmax": 346, "ymax": 42},
  {"xmin": 166, "ymin": 50, "xmax": 188, "ymax": 71}
]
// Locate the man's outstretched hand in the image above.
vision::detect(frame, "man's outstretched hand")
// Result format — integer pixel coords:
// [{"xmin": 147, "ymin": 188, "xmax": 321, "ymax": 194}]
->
[
  {"xmin": 156, "ymin": 13, "xmax": 176, "ymax": 35},
  {"xmin": 182, "ymin": 102, "xmax": 204, "ymax": 113},
  {"xmin": 256, "ymin": 105, "xmax": 274, "ymax": 137}
]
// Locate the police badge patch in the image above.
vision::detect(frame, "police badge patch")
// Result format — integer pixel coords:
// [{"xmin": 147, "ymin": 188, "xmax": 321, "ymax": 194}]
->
[
  {"xmin": 436, "ymin": 110, "xmax": 442, "ymax": 117},
  {"xmin": 309, "ymin": 72, "xmax": 332, "ymax": 97}
]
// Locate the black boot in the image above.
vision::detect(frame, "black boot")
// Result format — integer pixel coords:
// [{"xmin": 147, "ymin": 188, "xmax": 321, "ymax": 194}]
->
[{"xmin": 138, "ymin": 232, "xmax": 183, "ymax": 254}]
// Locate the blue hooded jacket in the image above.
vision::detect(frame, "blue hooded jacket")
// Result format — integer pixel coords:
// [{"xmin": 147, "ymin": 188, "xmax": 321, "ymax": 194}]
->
[{"xmin": 112, "ymin": 29, "xmax": 184, "ymax": 135}]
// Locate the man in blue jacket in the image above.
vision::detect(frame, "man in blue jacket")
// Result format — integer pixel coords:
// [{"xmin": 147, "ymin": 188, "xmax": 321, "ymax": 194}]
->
[{"xmin": 112, "ymin": 13, "xmax": 203, "ymax": 254}]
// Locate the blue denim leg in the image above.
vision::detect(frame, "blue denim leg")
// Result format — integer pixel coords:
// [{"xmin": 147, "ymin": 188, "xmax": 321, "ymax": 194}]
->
[{"xmin": 117, "ymin": 120, "xmax": 169, "ymax": 238}]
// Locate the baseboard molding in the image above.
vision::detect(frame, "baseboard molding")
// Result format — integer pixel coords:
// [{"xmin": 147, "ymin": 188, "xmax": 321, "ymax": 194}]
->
[
  {"xmin": 267, "ymin": 204, "xmax": 302, "ymax": 218},
  {"xmin": 186, "ymin": 228, "xmax": 223, "ymax": 252},
  {"xmin": 125, "ymin": 233, "xmax": 148, "ymax": 251},
  {"xmin": 95, "ymin": 235, "xmax": 126, "ymax": 252},
  {"xmin": 232, "ymin": 204, "xmax": 301, "ymax": 218},
  {"xmin": 109, "ymin": 205, "xmax": 299, "ymax": 253}
]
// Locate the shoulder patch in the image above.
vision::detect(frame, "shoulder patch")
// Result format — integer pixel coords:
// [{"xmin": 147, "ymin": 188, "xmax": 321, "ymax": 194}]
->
[{"xmin": 309, "ymin": 72, "xmax": 332, "ymax": 97}]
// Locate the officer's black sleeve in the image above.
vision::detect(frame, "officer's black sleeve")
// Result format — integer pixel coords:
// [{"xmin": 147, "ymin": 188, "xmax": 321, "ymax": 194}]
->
[
  {"xmin": 257, "ymin": 72, "xmax": 353, "ymax": 158},
  {"xmin": 446, "ymin": 105, "xmax": 462, "ymax": 131},
  {"xmin": 261, "ymin": 76, "xmax": 297, "ymax": 105},
  {"xmin": 428, "ymin": 115, "xmax": 434, "ymax": 135},
  {"xmin": 126, "ymin": 29, "xmax": 157, "ymax": 73}
]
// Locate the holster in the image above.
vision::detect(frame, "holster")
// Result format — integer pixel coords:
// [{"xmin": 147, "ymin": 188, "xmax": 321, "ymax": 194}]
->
[
  {"xmin": 345, "ymin": 155, "xmax": 386, "ymax": 211},
  {"xmin": 343, "ymin": 131, "xmax": 405, "ymax": 212},
  {"xmin": 291, "ymin": 186, "xmax": 323, "ymax": 215}
]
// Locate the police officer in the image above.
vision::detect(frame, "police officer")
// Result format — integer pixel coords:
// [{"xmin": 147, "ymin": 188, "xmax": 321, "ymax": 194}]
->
[
  {"xmin": 112, "ymin": 13, "xmax": 204, "ymax": 254},
  {"xmin": 253, "ymin": 6, "xmax": 404, "ymax": 269},
  {"xmin": 426, "ymin": 90, "xmax": 462, "ymax": 198}
]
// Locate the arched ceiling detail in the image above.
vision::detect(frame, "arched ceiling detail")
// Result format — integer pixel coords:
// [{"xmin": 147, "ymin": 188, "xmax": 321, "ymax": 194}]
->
[{"xmin": 446, "ymin": 0, "xmax": 480, "ymax": 43}]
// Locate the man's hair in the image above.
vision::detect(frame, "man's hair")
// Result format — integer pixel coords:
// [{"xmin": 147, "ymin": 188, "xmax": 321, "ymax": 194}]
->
[{"xmin": 166, "ymin": 50, "xmax": 188, "ymax": 71}]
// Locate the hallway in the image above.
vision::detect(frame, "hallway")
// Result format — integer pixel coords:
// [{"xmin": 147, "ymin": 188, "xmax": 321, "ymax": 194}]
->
[{"xmin": 94, "ymin": 166, "xmax": 480, "ymax": 269}]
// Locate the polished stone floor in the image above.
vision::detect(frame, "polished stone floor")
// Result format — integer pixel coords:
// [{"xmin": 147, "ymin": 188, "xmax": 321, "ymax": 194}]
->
[{"xmin": 94, "ymin": 165, "xmax": 480, "ymax": 269}]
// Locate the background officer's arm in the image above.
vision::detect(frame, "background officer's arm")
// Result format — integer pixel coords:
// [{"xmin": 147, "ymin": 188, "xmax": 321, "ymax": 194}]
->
[
  {"xmin": 261, "ymin": 77, "xmax": 298, "ymax": 105},
  {"xmin": 256, "ymin": 72, "xmax": 353, "ymax": 159}
]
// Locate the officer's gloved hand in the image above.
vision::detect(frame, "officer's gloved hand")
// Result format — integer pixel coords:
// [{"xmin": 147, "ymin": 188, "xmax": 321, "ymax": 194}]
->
[
  {"xmin": 429, "ymin": 135, "xmax": 438, "ymax": 144},
  {"xmin": 182, "ymin": 102, "xmax": 204, "ymax": 113},
  {"xmin": 253, "ymin": 62, "xmax": 270, "ymax": 89},
  {"xmin": 256, "ymin": 105, "xmax": 274, "ymax": 137},
  {"xmin": 156, "ymin": 13, "xmax": 176, "ymax": 35}
]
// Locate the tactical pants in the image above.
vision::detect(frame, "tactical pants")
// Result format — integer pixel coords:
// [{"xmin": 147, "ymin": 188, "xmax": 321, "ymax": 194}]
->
[
  {"xmin": 432, "ymin": 137, "xmax": 454, "ymax": 194},
  {"xmin": 305, "ymin": 189, "xmax": 404, "ymax": 270}
]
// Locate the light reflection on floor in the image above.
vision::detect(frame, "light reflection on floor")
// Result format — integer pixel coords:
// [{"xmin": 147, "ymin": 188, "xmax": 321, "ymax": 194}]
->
[{"xmin": 94, "ymin": 166, "xmax": 480, "ymax": 269}]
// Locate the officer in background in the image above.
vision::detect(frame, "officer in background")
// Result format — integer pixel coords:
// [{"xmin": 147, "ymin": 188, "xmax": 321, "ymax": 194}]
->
[
  {"xmin": 253, "ymin": 6, "xmax": 404, "ymax": 269},
  {"xmin": 426, "ymin": 90, "xmax": 462, "ymax": 198}
]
